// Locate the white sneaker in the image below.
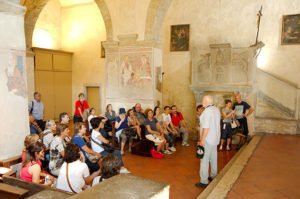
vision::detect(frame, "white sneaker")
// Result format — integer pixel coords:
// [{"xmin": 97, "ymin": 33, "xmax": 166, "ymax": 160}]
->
[
  {"xmin": 120, "ymin": 167, "xmax": 130, "ymax": 174},
  {"xmin": 182, "ymin": 143, "xmax": 190, "ymax": 147},
  {"xmin": 168, "ymin": 147, "xmax": 176, "ymax": 152},
  {"xmin": 163, "ymin": 150, "xmax": 172, "ymax": 155}
]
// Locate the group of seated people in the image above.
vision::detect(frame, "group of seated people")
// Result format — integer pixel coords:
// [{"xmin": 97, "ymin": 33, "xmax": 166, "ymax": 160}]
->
[{"xmin": 23, "ymin": 102, "xmax": 191, "ymax": 193}]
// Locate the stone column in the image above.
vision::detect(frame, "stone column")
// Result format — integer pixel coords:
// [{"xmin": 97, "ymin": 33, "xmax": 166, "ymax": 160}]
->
[{"xmin": 0, "ymin": 0, "xmax": 28, "ymax": 160}]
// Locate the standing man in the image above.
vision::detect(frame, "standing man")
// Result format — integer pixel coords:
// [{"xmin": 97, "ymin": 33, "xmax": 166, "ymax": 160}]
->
[
  {"xmin": 28, "ymin": 92, "xmax": 45, "ymax": 130},
  {"xmin": 196, "ymin": 95, "xmax": 220, "ymax": 188},
  {"xmin": 233, "ymin": 93, "xmax": 254, "ymax": 148}
]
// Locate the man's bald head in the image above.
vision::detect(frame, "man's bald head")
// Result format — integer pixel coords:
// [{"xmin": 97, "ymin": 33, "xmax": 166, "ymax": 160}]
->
[{"xmin": 202, "ymin": 95, "xmax": 214, "ymax": 107}]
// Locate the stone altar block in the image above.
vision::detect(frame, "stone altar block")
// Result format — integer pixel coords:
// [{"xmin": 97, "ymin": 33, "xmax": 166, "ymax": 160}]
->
[{"xmin": 69, "ymin": 174, "xmax": 169, "ymax": 199}]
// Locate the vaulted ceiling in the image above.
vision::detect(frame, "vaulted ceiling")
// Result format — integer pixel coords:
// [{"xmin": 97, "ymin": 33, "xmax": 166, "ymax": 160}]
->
[{"xmin": 58, "ymin": 0, "xmax": 93, "ymax": 7}]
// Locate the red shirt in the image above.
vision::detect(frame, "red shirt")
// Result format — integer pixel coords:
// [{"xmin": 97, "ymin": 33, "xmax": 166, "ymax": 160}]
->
[
  {"xmin": 74, "ymin": 100, "xmax": 89, "ymax": 116},
  {"xmin": 171, "ymin": 112, "xmax": 184, "ymax": 127}
]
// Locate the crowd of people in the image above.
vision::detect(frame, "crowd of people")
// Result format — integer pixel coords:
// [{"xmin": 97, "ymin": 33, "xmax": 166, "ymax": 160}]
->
[
  {"xmin": 24, "ymin": 91, "xmax": 254, "ymax": 192},
  {"xmin": 23, "ymin": 92, "xmax": 196, "ymax": 193}
]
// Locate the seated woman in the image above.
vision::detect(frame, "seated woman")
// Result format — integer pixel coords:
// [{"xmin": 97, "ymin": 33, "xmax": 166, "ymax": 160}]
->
[
  {"xmin": 90, "ymin": 117, "xmax": 129, "ymax": 173},
  {"xmin": 127, "ymin": 108, "xmax": 141, "ymax": 139},
  {"xmin": 155, "ymin": 106, "xmax": 176, "ymax": 153},
  {"xmin": 162, "ymin": 106, "xmax": 178, "ymax": 152},
  {"xmin": 49, "ymin": 124, "xmax": 69, "ymax": 176},
  {"xmin": 22, "ymin": 134, "xmax": 40, "ymax": 163},
  {"xmin": 144, "ymin": 109, "xmax": 169, "ymax": 155},
  {"xmin": 20, "ymin": 141, "xmax": 54, "ymax": 186},
  {"xmin": 115, "ymin": 108, "xmax": 136, "ymax": 155},
  {"xmin": 56, "ymin": 144, "xmax": 100, "ymax": 193},
  {"xmin": 72, "ymin": 122, "xmax": 101, "ymax": 173},
  {"xmin": 42, "ymin": 120, "xmax": 56, "ymax": 149},
  {"xmin": 105, "ymin": 104, "xmax": 116, "ymax": 122},
  {"xmin": 92, "ymin": 154, "xmax": 121, "ymax": 186},
  {"xmin": 87, "ymin": 108, "xmax": 97, "ymax": 133}
]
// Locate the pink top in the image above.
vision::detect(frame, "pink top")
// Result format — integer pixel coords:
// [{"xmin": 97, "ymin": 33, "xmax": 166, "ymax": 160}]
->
[{"xmin": 20, "ymin": 161, "xmax": 38, "ymax": 182}]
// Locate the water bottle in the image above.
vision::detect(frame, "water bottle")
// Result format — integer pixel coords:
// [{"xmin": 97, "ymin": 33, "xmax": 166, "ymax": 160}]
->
[{"xmin": 44, "ymin": 175, "xmax": 50, "ymax": 185}]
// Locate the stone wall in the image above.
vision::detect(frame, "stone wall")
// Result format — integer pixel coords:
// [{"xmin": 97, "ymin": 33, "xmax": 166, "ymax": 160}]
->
[
  {"xmin": 0, "ymin": 1, "xmax": 28, "ymax": 160},
  {"xmin": 161, "ymin": 0, "xmax": 300, "ymax": 130},
  {"xmin": 60, "ymin": 2, "xmax": 107, "ymax": 113}
]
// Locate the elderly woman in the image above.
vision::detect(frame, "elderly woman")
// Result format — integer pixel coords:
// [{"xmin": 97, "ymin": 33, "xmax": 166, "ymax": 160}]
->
[
  {"xmin": 56, "ymin": 144, "xmax": 100, "ymax": 193},
  {"xmin": 144, "ymin": 109, "xmax": 170, "ymax": 155},
  {"xmin": 20, "ymin": 141, "xmax": 54, "ymax": 186},
  {"xmin": 73, "ymin": 93, "xmax": 89, "ymax": 123},
  {"xmin": 72, "ymin": 122, "xmax": 101, "ymax": 173},
  {"xmin": 49, "ymin": 124, "xmax": 69, "ymax": 176},
  {"xmin": 42, "ymin": 120, "xmax": 56, "ymax": 149}
]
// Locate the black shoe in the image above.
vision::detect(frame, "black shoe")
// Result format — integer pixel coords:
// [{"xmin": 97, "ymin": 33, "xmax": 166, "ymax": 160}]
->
[
  {"xmin": 208, "ymin": 177, "xmax": 213, "ymax": 182},
  {"xmin": 195, "ymin": 182, "xmax": 208, "ymax": 188}
]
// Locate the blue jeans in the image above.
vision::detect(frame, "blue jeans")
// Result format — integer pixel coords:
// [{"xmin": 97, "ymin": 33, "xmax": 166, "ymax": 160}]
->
[{"xmin": 200, "ymin": 143, "xmax": 218, "ymax": 184}]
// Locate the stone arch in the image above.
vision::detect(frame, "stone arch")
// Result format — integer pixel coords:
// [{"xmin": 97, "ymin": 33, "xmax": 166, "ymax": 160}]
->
[
  {"xmin": 23, "ymin": 0, "xmax": 113, "ymax": 49},
  {"xmin": 144, "ymin": 0, "xmax": 172, "ymax": 41}
]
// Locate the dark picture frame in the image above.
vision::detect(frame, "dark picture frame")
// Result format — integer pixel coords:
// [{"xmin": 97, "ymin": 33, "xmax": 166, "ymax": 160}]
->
[
  {"xmin": 170, "ymin": 24, "xmax": 190, "ymax": 51},
  {"xmin": 281, "ymin": 14, "xmax": 300, "ymax": 45},
  {"xmin": 101, "ymin": 41, "xmax": 105, "ymax": 58}
]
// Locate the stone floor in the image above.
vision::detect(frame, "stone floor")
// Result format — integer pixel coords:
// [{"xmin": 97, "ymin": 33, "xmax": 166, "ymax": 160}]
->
[
  {"xmin": 123, "ymin": 141, "xmax": 236, "ymax": 199},
  {"xmin": 227, "ymin": 134, "xmax": 300, "ymax": 199}
]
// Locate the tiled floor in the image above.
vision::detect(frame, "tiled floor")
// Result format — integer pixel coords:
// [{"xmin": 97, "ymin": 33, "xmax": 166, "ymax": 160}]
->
[
  {"xmin": 122, "ymin": 141, "xmax": 236, "ymax": 199},
  {"xmin": 227, "ymin": 134, "xmax": 300, "ymax": 199}
]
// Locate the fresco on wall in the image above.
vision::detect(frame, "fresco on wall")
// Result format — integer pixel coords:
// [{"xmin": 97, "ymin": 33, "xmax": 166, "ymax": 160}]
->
[
  {"xmin": 106, "ymin": 48, "xmax": 153, "ymax": 100},
  {"xmin": 5, "ymin": 50, "xmax": 27, "ymax": 98}
]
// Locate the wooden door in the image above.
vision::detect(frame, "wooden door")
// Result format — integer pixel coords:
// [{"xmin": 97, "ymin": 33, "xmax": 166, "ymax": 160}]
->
[
  {"xmin": 53, "ymin": 72, "xmax": 72, "ymax": 120},
  {"xmin": 34, "ymin": 71, "xmax": 54, "ymax": 120},
  {"xmin": 86, "ymin": 87, "xmax": 100, "ymax": 114}
]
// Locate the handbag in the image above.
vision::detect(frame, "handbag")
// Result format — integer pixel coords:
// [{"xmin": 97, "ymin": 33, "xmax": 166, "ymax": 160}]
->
[
  {"xmin": 122, "ymin": 127, "xmax": 137, "ymax": 138},
  {"xmin": 66, "ymin": 163, "xmax": 77, "ymax": 193},
  {"xmin": 91, "ymin": 137, "xmax": 115, "ymax": 153},
  {"xmin": 231, "ymin": 119, "xmax": 239, "ymax": 129},
  {"xmin": 85, "ymin": 152, "xmax": 99, "ymax": 163}
]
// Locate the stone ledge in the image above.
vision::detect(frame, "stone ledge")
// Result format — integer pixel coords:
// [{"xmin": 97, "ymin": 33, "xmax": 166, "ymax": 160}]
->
[{"xmin": 198, "ymin": 134, "xmax": 263, "ymax": 199}]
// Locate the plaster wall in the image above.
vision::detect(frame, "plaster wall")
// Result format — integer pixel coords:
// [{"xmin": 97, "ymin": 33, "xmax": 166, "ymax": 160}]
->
[
  {"xmin": 61, "ymin": 3, "xmax": 106, "ymax": 113},
  {"xmin": 32, "ymin": 0, "xmax": 61, "ymax": 49},
  {"xmin": 162, "ymin": 0, "xmax": 300, "ymax": 128},
  {"xmin": 0, "ymin": 1, "xmax": 28, "ymax": 160},
  {"xmin": 105, "ymin": 0, "xmax": 150, "ymax": 41}
]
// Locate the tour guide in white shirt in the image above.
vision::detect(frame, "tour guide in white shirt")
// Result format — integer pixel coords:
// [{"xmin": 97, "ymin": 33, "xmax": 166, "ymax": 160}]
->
[{"xmin": 196, "ymin": 95, "xmax": 221, "ymax": 188}]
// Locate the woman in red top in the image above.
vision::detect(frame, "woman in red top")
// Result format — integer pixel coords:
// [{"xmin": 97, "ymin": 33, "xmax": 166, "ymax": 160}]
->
[
  {"xmin": 74, "ymin": 93, "xmax": 90, "ymax": 123},
  {"xmin": 20, "ymin": 141, "xmax": 54, "ymax": 185}
]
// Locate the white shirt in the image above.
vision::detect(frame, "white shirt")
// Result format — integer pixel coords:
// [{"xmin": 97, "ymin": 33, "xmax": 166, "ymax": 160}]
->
[
  {"xmin": 162, "ymin": 113, "xmax": 172, "ymax": 125},
  {"xmin": 42, "ymin": 130, "xmax": 54, "ymax": 148},
  {"xmin": 88, "ymin": 115, "xmax": 96, "ymax": 131},
  {"xmin": 91, "ymin": 130, "xmax": 104, "ymax": 153},
  {"xmin": 56, "ymin": 160, "xmax": 90, "ymax": 193},
  {"xmin": 200, "ymin": 105, "xmax": 221, "ymax": 145},
  {"xmin": 92, "ymin": 176, "xmax": 105, "ymax": 187}
]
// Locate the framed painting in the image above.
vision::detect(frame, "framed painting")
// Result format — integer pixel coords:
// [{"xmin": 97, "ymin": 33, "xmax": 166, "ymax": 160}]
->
[
  {"xmin": 170, "ymin": 24, "xmax": 190, "ymax": 51},
  {"xmin": 281, "ymin": 14, "xmax": 300, "ymax": 45}
]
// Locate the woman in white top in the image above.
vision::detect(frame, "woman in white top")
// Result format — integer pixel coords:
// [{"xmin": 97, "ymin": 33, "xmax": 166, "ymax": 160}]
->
[
  {"xmin": 56, "ymin": 144, "xmax": 100, "ymax": 193},
  {"xmin": 162, "ymin": 106, "xmax": 178, "ymax": 152},
  {"xmin": 90, "ymin": 117, "xmax": 129, "ymax": 173},
  {"xmin": 87, "ymin": 108, "xmax": 97, "ymax": 132}
]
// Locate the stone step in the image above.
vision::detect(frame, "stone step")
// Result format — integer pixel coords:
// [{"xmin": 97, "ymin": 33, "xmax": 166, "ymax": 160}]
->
[{"xmin": 255, "ymin": 117, "xmax": 298, "ymax": 135}]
